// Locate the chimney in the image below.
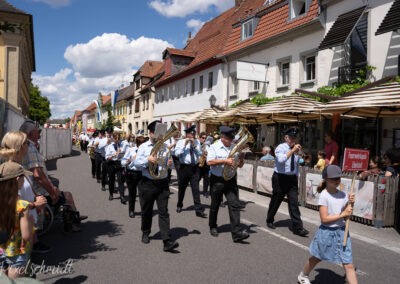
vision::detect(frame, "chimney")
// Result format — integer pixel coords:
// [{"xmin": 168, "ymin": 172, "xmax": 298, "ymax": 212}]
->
[
  {"xmin": 235, "ymin": 0, "xmax": 244, "ymax": 7},
  {"xmin": 186, "ymin": 31, "xmax": 192, "ymax": 46}
]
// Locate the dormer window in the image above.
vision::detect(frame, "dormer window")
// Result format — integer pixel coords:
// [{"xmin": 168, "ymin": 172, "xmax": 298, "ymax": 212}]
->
[
  {"xmin": 289, "ymin": 0, "xmax": 311, "ymax": 20},
  {"xmin": 241, "ymin": 18, "xmax": 255, "ymax": 41}
]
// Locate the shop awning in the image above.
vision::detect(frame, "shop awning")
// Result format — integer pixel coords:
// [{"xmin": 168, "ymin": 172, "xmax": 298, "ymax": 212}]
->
[
  {"xmin": 318, "ymin": 6, "xmax": 366, "ymax": 50},
  {"xmin": 320, "ymin": 80, "xmax": 400, "ymax": 117},
  {"xmin": 376, "ymin": 0, "xmax": 400, "ymax": 35}
]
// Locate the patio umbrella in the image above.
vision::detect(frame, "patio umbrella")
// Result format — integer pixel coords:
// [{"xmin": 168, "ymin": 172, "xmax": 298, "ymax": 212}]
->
[{"xmin": 320, "ymin": 81, "xmax": 400, "ymax": 117}]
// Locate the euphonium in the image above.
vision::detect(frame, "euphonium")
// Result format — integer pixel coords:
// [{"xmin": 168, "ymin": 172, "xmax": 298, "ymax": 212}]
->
[
  {"xmin": 222, "ymin": 126, "xmax": 254, "ymax": 181},
  {"xmin": 149, "ymin": 124, "xmax": 180, "ymax": 179}
]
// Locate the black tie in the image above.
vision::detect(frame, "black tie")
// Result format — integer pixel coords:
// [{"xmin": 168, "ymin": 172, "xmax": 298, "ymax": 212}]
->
[
  {"xmin": 190, "ymin": 146, "xmax": 195, "ymax": 166},
  {"xmin": 290, "ymin": 148, "xmax": 295, "ymax": 172},
  {"xmin": 113, "ymin": 143, "xmax": 117, "ymax": 151}
]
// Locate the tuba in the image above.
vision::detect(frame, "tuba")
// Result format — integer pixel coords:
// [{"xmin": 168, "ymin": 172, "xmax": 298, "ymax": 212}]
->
[
  {"xmin": 222, "ymin": 126, "xmax": 254, "ymax": 181},
  {"xmin": 149, "ymin": 124, "xmax": 180, "ymax": 179}
]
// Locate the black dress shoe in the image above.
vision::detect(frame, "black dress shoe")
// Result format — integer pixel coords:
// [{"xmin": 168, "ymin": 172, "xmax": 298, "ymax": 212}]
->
[
  {"xmin": 220, "ymin": 201, "xmax": 226, "ymax": 208},
  {"xmin": 120, "ymin": 196, "xmax": 127, "ymax": 205},
  {"xmin": 129, "ymin": 211, "xmax": 135, "ymax": 218},
  {"xmin": 293, "ymin": 228, "xmax": 309, "ymax": 237},
  {"xmin": 108, "ymin": 195, "xmax": 113, "ymax": 201},
  {"xmin": 101, "ymin": 186, "xmax": 106, "ymax": 191},
  {"xmin": 266, "ymin": 222, "xmax": 276, "ymax": 229},
  {"xmin": 210, "ymin": 228, "xmax": 218, "ymax": 237},
  {"xmin": 163, "ymin": 239, "xmax": 179, "ymax": 252},
  {"xmin": 142, "ymin": 233, "xmax": 150, "ymax": 244},
  {"xmin": 233, "ymin": 231, "xmax": 250, "ymax": 243},
  {"xmin": 196, "ymin": 212, "xmax": 207, "ymax": 218},
  {"xmin": 176, "ymin": 207, "xmax": 182, "ymax": 213}
]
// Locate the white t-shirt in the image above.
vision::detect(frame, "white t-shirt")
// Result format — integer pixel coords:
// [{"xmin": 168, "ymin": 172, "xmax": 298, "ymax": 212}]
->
[
  {"xmin": 18, "ymin": 178, "xmax": 38, "ymax": 223},
  {"xmin": 318, "ymin": 189, "xmax": 348, "ymax": 227}
]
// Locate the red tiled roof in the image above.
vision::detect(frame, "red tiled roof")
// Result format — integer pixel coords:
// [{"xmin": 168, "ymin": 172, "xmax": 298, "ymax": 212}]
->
[
  {"xmin": 163, "ymin": 48, "xmax": 195, "ymax": 59},
  {"xmin": 102, "ymin": 94, "xmax": 111, "ymax": 105},
  {"xmin": 139, "ymin": 60, "xmax": 164, "ymax": 78},
  {"xmin": 155, "ymin": 0, "xmax": 319, "ymax": 86},
  {"xmin": 85, "ymin": 102, "xmax": 96, "ymax": 112},
  {"xmin": 223, "ymin": 0, "xmax": 320, "ymax": 55}
]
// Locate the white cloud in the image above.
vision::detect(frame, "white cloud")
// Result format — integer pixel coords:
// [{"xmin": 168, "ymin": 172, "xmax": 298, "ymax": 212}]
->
[
  {"xmin": 31, "ymin": 0, "xmax": 71, "ymax": 8},
  {"xmin": 149, "ymin": 0, "xmax": 234, "ymax": 18},
  {"xmin": 64, "ymin": 33, "xmax": 171, "ymax": 78},
  {"xmin": 186, "ymin": 19, "xmax": 205, "ymax": 35},
  {"xmin": 33, "ymin": 33, "xmax": 172, "ymax": 118}
]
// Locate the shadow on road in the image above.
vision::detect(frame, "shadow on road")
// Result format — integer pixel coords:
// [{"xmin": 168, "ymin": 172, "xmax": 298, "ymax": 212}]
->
[
  {"xmin": 32, "ymin": 219, "xmax": 124, "ymax": 271},
  {"xmin": 152, "ymin": 227, "xmax": 201, "ymax": 241},
  {"xmin": 46, "ymin": 159, "xmax": 59, "ymax": 171},
  {"xmin": 313, "ymin": 268, "xmax": 345, "ymax": 283}
]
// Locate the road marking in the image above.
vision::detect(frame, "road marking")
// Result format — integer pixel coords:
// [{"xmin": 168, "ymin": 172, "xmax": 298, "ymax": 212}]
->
[
  {"xmin": 241, "ymin": 218, "xmax": 368, "ymax": 276},
  {"xmin": 172, "ymin": 182, "xmax": 369, "ymax": 275},
  {"xmin": 241, "ymin": 218, "xmax": 309, "ymax": 250}
]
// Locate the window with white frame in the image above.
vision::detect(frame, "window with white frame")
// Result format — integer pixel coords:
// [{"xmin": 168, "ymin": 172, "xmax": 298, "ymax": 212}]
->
[
  {"xmin": 249, "ymin": 81, "xmax": 260, "ymax": 93},
  {"xmin": 208, "ymin": 72, "xmax": 213, "ymax": 90},
  {"xmin": 231, "ymin": 74, "xmax": 238, "ymax": 96},
  {"xmin": 176, "ymin": 83, "xmax": 181, "ymax": 98},
  {"xmin": 289, "ymin": 0, "xmax": 310, "ymax": 19},
  {"xmin": 199, "ymin": 75, "xmax": 203, "ymax": 93},
  {"xmin": 280, "ymin": 61, "xmax": 290, "ymax": 85},
  {"xmin": 185, "ymin": 80, "xmax": 189, "ymax": 95},
  {"xmin": 304, "ymin": 55, "xmax": 315, "ymax": 82},
  {"xmin": 146, "ymin": 95, "xmax": 149, "ymax": 110},
  {"xmin": 191, "ymin": 78, "xmax": 195, "ymax": 94},
  {"xmin": 242, "ymin": 19, "xmax": 255, "ymax": 41}
]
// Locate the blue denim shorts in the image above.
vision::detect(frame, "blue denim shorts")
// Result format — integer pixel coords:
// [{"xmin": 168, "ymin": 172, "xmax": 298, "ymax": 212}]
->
[
  {"xmin": 309, "ymin": 225, "xmax": 353, "ymax": 264},
  {"xmin": 0, "ymin": 252, "xmax": 29, "ymax": 269}
]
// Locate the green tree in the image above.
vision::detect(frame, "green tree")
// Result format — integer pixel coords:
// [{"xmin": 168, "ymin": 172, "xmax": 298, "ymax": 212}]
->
[
  {"xmin": 104, "ymin": 104, "xmax": 115, "ymax": 129},
  {"xmin": 28, "ymin": 84, "xmax": 51, "ymax": 125}
]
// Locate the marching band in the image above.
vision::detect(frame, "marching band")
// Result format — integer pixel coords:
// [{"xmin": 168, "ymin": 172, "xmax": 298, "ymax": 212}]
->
[{"xmin": 81, "ymin": 121, "xmax": 308, "ymax": 251}]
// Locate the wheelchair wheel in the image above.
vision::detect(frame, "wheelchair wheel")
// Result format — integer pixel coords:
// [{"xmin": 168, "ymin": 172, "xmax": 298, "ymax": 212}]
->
[{"xmin": 37, "ymin": 204, "xmax": 54, "ymax": 236}]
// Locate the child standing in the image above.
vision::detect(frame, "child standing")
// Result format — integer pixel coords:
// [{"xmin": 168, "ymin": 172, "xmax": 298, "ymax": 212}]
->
[
  {"xmin": 297, "ymin": 165, "xmax": 357, "ymax": 284},
  {"xmin": 0, "ymin": 161, "xmax": 34, "ymax": 279},
  {"xmin": 314, "ymin": 150, "xmax": 327, "ymax": 171}
]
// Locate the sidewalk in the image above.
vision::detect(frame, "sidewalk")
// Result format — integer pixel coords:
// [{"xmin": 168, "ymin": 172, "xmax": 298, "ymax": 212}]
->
[{"xmin": 236, "ymin": 187, "xmax": 400, "ymax": 255}]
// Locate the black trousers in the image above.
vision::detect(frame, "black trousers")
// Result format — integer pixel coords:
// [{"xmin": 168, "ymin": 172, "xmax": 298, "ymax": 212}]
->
[
  {"xmin": 138, "ymin": 177, "xmax": 171, "ymax": 240},
  {"xmin": 172, "ymin": 155, "xmax": 180, "ymax": 180},
  {"xmin": 198, "ymin": 165, "xmax": 210, "ymax": 193},
  {"xmin": 208, "ymin": 174, "xmax": 242, "ymax": 237},
  {"xmin": 94, "ymin": 153, "xmax": 104, "ymax": 181},
  {"xmin": 107, "ymin": 161, "xmax": 124, "ymax": 197},
  {"xmin": 90, "ymin": 158, "xmax": 96, "ymax": 177},
  {"xmin": 177, "ymin": 164, "xmax": 203, "ymax": 212},
  {"xmin": 125, "ymin": 170, "xmax": 142, "ymax": 212},
  {"xmin": 266, "ymin": 172, "xmax": 303, "ymax": 231}
]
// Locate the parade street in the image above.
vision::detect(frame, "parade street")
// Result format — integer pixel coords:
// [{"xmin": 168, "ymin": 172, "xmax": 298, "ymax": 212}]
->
[{"xmin": 33, "ymin": 149, "xmax": 400, "ymax": 284}]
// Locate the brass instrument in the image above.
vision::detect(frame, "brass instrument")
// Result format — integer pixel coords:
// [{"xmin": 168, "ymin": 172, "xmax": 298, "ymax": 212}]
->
[
  {"xmin": 88, "ymin": 145, "xmax": 95, "ymax": 159},
  {"xmin": 198, "ymin": 143, "xmax": 208, "ymax": 167},
  {"xmin": 149, "ymin": 124, "xmax": 180, "ymax": 179},
  {"xmin": 222, "ymin": 126, "xmax": 254, "ymax": 181}
]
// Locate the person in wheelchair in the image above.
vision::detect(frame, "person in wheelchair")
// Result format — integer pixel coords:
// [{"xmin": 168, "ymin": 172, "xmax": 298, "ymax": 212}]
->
[{"xmin": 19, "ymin": 120, "xmax": 87, "ymax": 233}]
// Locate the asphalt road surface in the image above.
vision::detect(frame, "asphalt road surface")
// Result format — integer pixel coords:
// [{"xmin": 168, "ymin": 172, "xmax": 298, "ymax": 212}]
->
[{"xmin": 32, "ymin": 148, "xmax": 400, "ymax": 283}]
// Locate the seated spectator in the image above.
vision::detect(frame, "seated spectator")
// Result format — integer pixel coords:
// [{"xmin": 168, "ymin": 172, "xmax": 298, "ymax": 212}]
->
[
  {"xmin": 0, "ymin": 161, "xmax": 35, "ymax": 279},
  {"xmin": 19, "ymin": 119, "xmax": 87, "ymax": 232},
  {"xmin": 260, "ymin": 146, "xmax": 275, "ymax": 161},
  {"xmin": 314, "ymin": 150, "xmax": 327, "ymax": 171},
  {"xmin": 382, "ymin": 148, "xmax": 400, "ymax": 177},
  {"xmin": 359, "ymin": 156, "xmax": 383, "ymax": 180},
  {"xmin": 0, "ymin": 131, "xmax": 49, "ymax": 254}
]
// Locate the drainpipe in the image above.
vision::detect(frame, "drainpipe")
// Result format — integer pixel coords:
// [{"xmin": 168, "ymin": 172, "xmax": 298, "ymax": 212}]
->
[{"xmin": 222, "ymin": 56, "xmax": 230, "ymax": 109}]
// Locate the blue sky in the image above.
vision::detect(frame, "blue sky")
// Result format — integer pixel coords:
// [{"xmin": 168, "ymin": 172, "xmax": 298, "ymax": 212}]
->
[{"xmin": 7, "ymin": 0, "xmax": 234, "ymax": 118}]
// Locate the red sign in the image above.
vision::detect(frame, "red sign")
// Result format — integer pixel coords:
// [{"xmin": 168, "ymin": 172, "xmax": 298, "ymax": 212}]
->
[{"xmin": 342, "ymin": 148, "xmax": 370, "ymax": 172}]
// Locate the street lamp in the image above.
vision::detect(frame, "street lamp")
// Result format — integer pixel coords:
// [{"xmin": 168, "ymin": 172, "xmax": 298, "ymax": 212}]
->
[{"xmin": 209, "ymin": 95, "xmax": 217, "ymax": 108}]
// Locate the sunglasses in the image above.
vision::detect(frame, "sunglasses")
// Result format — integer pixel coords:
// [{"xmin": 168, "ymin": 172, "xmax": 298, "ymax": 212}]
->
[{"xmin": 201, "ymin": 136, "xmax": 206, "ymax": 139}]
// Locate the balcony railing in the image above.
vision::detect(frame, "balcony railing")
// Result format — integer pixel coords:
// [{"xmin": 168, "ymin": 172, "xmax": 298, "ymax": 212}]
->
[{"xmin": 338, "ymin": 62, "xmax": 367, "ymax": 85}]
